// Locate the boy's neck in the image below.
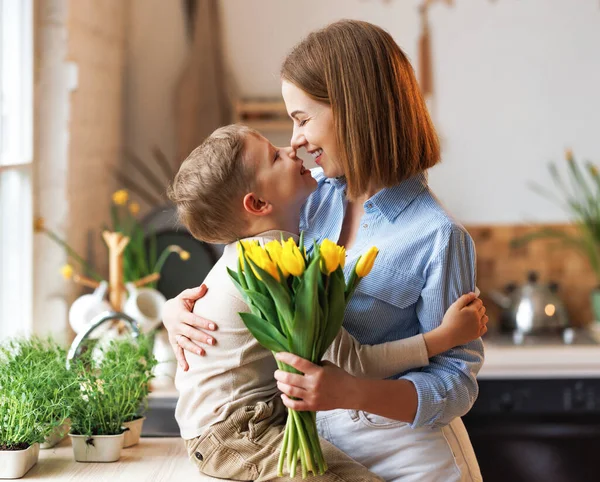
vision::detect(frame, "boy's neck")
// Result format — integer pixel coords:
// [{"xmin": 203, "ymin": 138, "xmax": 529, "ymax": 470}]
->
[{"xmin": 244, "ymin": 212, "xmax": 300, "ymax": 238}]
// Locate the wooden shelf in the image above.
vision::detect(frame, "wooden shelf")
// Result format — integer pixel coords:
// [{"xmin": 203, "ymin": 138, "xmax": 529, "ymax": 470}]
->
[{"xmin": 234, "ymin": 99, "xmax": 291, "ymax": 132}]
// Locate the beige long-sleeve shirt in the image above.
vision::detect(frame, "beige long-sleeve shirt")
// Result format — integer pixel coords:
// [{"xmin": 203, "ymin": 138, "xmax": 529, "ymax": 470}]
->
[{"xmin": 175, "ymin": 231, "xmax": 429, "ymax": 440}]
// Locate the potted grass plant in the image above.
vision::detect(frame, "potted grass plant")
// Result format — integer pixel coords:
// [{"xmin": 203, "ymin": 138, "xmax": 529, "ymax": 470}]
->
[
  {"xmin": 0, "ymin": 337, "xmax": 74, "ymax": 478},
  {"xmin": 512, "ymin": 150, "xmax": 600, "ymax": 324},
  {"xmin": 111, "ymin": 335, "xmax": 157, "ymax": 448},
  {"xmin": 68, "ymin": 335, "xmax": 156, "ymax": 461}
]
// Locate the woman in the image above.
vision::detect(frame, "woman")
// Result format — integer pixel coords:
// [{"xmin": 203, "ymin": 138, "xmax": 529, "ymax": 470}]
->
[{"xmin": 164, "ymin": 20, "xmax": 484, "ymax": 482}]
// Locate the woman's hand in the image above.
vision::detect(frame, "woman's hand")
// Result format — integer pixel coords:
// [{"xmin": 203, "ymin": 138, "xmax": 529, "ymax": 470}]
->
[
  {"xmin": 274, "ymin": 353, "xmax": 359, "ymax": 412},
  {"xmin": 162, "ymin": 285, "xmax": 218, "ymax": 371}
]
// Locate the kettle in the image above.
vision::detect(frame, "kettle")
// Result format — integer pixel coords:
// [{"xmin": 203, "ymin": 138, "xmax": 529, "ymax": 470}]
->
[{"xmin": 489, "ymin": 271, "xmax": 570, "ymax": 334}]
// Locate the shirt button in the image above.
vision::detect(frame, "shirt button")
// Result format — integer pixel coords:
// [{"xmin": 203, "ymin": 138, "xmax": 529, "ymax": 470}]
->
[
  {"xmin": 366, "ymin": 202, "xmax": 373, "ymax": 209},
  {"xmin": 195, "ymin": 452, "xmax": 203, "ymax": 461},
  {"xmin": 363, "ymin": 224, "xmax": 368, "ymax": 229}
]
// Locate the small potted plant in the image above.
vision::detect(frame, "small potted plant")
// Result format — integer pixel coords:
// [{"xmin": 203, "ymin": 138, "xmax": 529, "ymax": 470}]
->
[
  {"xmin": 112, "ymin": 335, "xmax": 157, "ymax": 448},
  {"xmin": 68, "ymin": 335, "xmax": 156, "ymax": 461},
  {"xmin": 513, "ymin": 150, "xmax": 600, "ymax": 324},
  {"xmin": 0, "ymin": 338, "xmax": 73, "ymax": 478}
]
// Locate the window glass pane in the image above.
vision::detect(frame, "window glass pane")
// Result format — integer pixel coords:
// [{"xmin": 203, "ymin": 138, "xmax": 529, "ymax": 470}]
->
[
  {"xmin": 0, "ymin": 167, "xmax": 32, "ymax": 338},
  {"xmin": 0, "ymin": 0, "xmax": 33, "ymax": 167}
]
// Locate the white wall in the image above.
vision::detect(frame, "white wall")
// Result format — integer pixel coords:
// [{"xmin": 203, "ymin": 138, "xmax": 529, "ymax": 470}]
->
[
  {"xmin": 126, "ymin": 0, "xmax": 600, "ymax": 224},
  {"xmin": 124, "ymin": 0, "xmax": 188, "ymax": 200}
]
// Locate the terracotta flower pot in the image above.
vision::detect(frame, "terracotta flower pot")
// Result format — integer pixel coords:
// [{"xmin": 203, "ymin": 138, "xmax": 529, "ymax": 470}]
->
[
  {"xmin": 70, "ymin": 433, "xmax": 124, "ymax": 463},
  {"xmin": 122, "ymin": 417, "xmax": 145, "ymax": 448},
  {"xmin": 0, "ymin": 443, "xmax": 39, "ymax": 479}
]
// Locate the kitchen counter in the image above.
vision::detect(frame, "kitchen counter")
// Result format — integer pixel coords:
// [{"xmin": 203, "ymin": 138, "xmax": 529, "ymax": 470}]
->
[
  {"xmin": 479, "ymin": 341, "xmax": 600, "ymax": 379},
  {"xmin": 27, "ymin": 437, "xmax": 223, "ymax": 481}
]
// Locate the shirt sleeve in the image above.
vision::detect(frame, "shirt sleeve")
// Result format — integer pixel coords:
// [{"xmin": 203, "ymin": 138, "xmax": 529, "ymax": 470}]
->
[
  {"xmin": 402, "ymin": 225, "xmax": 484, "ymax": 428},
  {"xmin": 323, "ymin": 329, "xmax": 429, "ymax": 379}
]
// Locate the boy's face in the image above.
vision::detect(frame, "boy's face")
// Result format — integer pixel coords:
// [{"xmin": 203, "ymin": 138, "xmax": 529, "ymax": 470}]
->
[{"xmin": 246, "ymin": 134, "xmax": 317, "ymax": 213}]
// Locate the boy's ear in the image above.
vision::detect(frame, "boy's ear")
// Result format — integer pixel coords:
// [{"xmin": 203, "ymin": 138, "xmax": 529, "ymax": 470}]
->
[{"xmin": 242, "ymin": 193, "xmax": 273, "ymax": 216}]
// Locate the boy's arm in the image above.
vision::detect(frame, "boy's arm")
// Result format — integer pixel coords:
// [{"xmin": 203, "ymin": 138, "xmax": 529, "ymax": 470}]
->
[
  {"xmin": 322, "ymin": 292, "xmax": 486, "ymax": 379},
  {"xmin": 322, "ymin": 329, "xmax": 429, "ymax": 379}
]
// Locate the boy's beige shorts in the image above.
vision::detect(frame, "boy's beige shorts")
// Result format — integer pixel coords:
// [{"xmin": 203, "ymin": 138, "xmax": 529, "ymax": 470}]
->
[{"xmin": 184, "ymin": 397, "xmax": 384, "ymax": 481}]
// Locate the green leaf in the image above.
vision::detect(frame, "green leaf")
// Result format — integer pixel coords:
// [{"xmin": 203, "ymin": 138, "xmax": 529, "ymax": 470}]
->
[
  {"xmin": 246, "ymin": 257, "xmax": 294, "ymax": 332},
  {"xmin": 227, "ymin": 270, "xmax": 261, "ymax": 318},
  {"xmin": 345, "ymin": 263, "xmax": 359, "ymax": 302},
  {"xmin": 227, "ymin": 266, "xmax": 240, "ymax": 285},
  {"xmin": 238, "ymin": 312, "xmax": 289, "ymax": 352},
  {"xmin": 319, "ymin": 266, "xmax": 346, "ymax": 358},
  {"xmin": 290, "ymin": 253, "xmax": 321, "ymax": 360},
  {"xmin": 244, "ymin": 289, "xmax": 281, "ymax": 332}
]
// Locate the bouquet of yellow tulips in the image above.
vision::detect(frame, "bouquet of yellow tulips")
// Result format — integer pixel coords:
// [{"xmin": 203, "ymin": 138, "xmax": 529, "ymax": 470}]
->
[{"xmin": 227, "ymin": 233, "xmax": 378, "ymax": 478}]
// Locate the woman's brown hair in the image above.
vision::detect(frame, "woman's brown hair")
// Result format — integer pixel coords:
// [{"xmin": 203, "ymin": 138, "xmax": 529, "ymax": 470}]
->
[{"xmin": 281, "ymin": 20, "xmax": 440, "ymax": 199}]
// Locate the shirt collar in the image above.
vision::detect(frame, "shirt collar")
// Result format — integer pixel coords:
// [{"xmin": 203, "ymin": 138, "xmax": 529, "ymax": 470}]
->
[{"xmin": 367, "ymin": 172, "xmax": 428, "ymax": 222}]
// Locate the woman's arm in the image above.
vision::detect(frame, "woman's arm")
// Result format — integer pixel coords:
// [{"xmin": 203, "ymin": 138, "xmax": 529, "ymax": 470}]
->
[{"xmin": 162, "ymin": 284, "xmax": 219, "ymax": 371}]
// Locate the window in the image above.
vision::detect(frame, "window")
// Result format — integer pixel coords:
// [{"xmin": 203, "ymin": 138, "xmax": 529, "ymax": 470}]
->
[{"xmin": 0, "ymin": 0, "xmax": 33, "ymax": 339}]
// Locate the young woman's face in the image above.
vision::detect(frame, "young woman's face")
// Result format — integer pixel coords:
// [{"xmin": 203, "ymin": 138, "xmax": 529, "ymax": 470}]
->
[{"xmin": 281, "ymin": 81, "xmax": 344, "ymax": 178}]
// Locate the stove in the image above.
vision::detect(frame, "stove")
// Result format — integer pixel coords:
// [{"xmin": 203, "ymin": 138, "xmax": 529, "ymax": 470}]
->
[{"xmin": 466, "ymin": 325, "xmax": 600, "ymax": 482}]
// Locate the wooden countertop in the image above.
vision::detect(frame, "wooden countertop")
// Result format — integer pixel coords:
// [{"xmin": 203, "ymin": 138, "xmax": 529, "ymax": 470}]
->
[{"xmin": 28, "ymin": 437, "xmax": 224, "ymax": 481}]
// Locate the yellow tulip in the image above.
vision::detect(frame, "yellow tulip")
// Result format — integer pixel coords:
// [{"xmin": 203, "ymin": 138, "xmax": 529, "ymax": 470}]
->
[
  {"xmin": 33, "ymin": 217, "xmax": 46, "ymax": 233},
  {"xmin": 112, "ymin": 189, "xmax": 129, "ymax": 205},
  {"xmin": 319, "ymin": 239, "xmax": 341, "ymax": 274},
  {"xmin": 129, "ymin": 202, "xmax": 140, "ymax": 216},
  {"xmin": 565, "ymin": 148, "xmax": 574, "ymax": 163},
  {"xmin": 337, "ymin": 245, "xmax": 346, "ymax": 270},
  {"xmin": 355, "ymin": 247, "xmax": 379, "ymax": 277},
  {"xmin": 236, "ymin": 240, "xmax": 260, "ymax": 263},
  {"xmin": 265, "ymin": 240, "xmax": 289, "ymax": 278},
  {"xmin": 61, "ymin": 264, "xmax": 74, "ymax": 280},
  {"xmin": 281, "ymin": 238, "xmax": 305, "ymax": 276},
  {"xmin": 246, "ymin": 244, "xmax": 280, "ymax": 281}
]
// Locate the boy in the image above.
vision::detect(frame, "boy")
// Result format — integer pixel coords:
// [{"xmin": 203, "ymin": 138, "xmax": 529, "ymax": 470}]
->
[{"xmin": 168, "ymin": 125, "xmax": 487, "ymax": 481}]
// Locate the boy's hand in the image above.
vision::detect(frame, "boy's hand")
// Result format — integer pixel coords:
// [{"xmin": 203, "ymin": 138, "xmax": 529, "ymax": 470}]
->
[
  {"xmin": 423, "ymin": 293, "xmax": 488, "ymax": 357},
  {"xmin": 442, "ymin": 293, "xmax": 488, "ymax": 346}
]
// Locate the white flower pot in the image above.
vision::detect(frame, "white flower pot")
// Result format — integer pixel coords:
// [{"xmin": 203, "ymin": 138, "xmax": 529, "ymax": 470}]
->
[
  {"xmin": 40, "ymin": 420, "xmax": 71, "ymax": 449},
  {"xmin": 151, "ymin": 330, "xmax": 177, "ymax": 390},
  {"xmin": 0, "ymin": 443, "xmax": 39, "ymax": 479},
  {"xmin": 122, "ymin": 417, "xmax": 145, "ymax": 448},
  {"xmin": 70, "ymin": 433, "xmax": 124, "ymax": 463}
]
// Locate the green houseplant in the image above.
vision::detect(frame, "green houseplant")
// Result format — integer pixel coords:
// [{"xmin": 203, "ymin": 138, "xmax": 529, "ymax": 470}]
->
[
  {"xmin": 68, "ymin": 335, "xmax": 157, "ymax": 462},
  {"xmin": 0, "ymin": 338, "xmax": 75, "ymax": 478},
  {"xmin": 512, "ymin": 150, "xmax": 600, "ymax": 323}
]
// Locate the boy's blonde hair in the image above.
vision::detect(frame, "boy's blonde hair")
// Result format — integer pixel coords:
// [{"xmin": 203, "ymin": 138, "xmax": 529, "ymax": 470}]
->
[{"xmin": 167, "ymin": 124, "xmax": 260, "ymax": 244}]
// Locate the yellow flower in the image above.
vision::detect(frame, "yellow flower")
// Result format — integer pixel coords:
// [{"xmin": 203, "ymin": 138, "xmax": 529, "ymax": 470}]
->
[
  {"xmin": 355, "ymin": 247, "xmax": 379, "ymax": 278},
  {"xmin": 320, "ymin": 239, "xmax": 343, "ymax": 274},
  {"xmin": 265, "ymin": 240, "xmax": 289, "ymax": 278},
  {"xmin": 337, "ymin": 245, "xmax": 346, "ymax": 270},
  {"xmin": 281, "ymin": 238, "xmax": 305, "ymax": 277},
  {"xmin": 236, "ymin": 240, "xmax": 260, "ymax": 267},
  {"xmin": 128, "ymin": 202, "xmax": 140, "ymax": 216},
  {"xmin": 179, "ymin": 250, "xmax": 190, "ymax": 261},
  {"xmin": 33, "ymin": 217, "xmax": 45, "ymax": 232},
  {"xmin": 565, "ymin": 148, "xmax": 574, "ymax": 163},
  {"xmin": 112, "ymin": 189, "xmax": 129, "ymax": 205},
  {"xmin": 246, "ymin": 244, "xmax": 280, "ymax": 281},
  {"xmin": 61, "ymin": 264, "xmax": 74, "ymax": 280}
]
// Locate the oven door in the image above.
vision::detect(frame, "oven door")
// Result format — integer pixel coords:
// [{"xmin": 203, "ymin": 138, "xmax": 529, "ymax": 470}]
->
[{"xmin": 463, "ymin": 378, "xmax": 600, "ymax": 482}]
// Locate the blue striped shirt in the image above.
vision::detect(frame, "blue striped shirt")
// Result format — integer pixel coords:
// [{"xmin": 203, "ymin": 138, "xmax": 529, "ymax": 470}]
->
[{"xmin": 300, "ymin": 168, "xmax": 484, "ymax": 428}]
